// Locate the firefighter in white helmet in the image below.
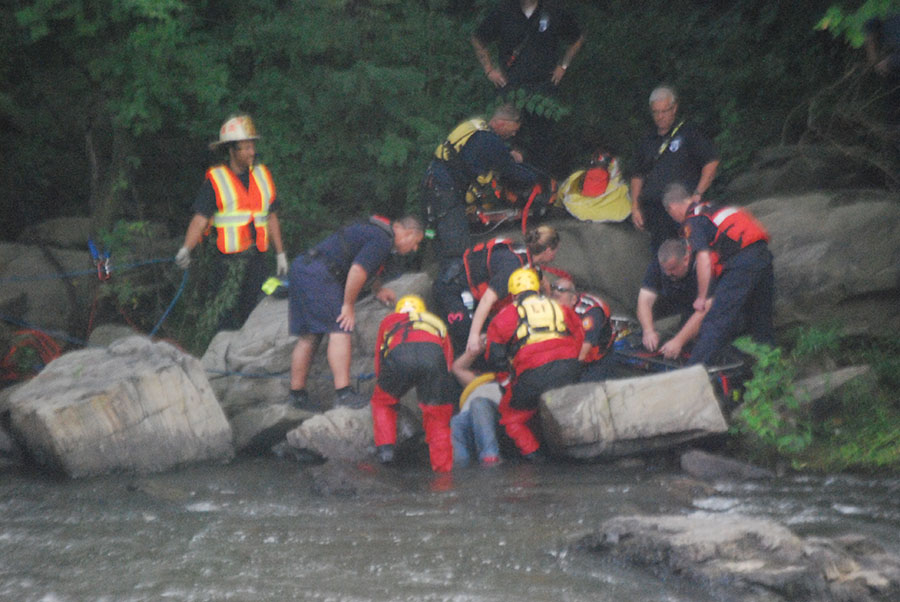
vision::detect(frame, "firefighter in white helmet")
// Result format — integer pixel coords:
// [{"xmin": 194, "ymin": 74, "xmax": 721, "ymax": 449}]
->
[{"xmin": 175, "ymin": 114, "xmax": 288, "ymax": 330}]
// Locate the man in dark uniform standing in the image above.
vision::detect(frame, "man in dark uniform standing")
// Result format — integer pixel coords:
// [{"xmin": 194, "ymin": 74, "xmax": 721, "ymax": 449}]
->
[
  {"xmin": 630, "ymin": 86, "xmax": 719, "ymax": 253},
  {"xmin": 471, "ymin": 0, "xmax": 585, "ymax": 174},
  {"xmin": 471, "ymin": 0, "xmax": 585, "ymax": 93},
  {"xmin": 287, "ymin": 215, "xmax": 425, "ymax": 411},
  {"xmin": 662, "ymin": 184, "xmax": 774, "ymax": 366}
]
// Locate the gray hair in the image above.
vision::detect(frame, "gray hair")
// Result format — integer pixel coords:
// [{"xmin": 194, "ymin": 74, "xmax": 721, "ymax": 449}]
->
[
  {"xmin": 395, "ymin": 215, "xmax": 424, "ymax": 232},
  {"xmin": 661, "ymin": 183, "xmax": 691, "ymax": 208},
  {"xmin": 657, "ymin": 238, "xmax": 690, "ymax": 263},
  {"xmin": 492, "ymin": 103, "xmax": 521, "ymax": 123},
  {"xmin": 649, "ymin": 85, "xmax": 677, "ymax": 106}
]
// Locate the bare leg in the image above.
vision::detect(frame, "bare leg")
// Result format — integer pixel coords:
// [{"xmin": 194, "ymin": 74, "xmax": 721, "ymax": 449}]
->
[
  {"xmin": 326, "ymin": 332, "xmax": 353, "ymax": 389},
  {"xmin": 290, "ymin": 334, "xmax": 322, "ymax": 390}
]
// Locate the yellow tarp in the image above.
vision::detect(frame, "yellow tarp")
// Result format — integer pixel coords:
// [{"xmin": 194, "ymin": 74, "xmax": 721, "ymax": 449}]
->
[{"xmin": 559, "ymin": 158, "xmax": 632, "ymax": 223}]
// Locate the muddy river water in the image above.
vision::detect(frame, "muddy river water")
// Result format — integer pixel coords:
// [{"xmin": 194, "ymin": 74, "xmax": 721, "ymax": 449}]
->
[{"xmin": 2, "ymin": 456, "xmax": 898, "ymax": 601}]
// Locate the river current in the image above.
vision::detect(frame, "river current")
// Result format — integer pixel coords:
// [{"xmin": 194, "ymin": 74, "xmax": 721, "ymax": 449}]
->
[{"xmin": 2, "ymin": 456, "xmax": 899, "ymax": 601}]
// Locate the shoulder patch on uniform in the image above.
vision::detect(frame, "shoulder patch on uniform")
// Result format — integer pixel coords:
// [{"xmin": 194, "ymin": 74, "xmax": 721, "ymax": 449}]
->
[{"xmin": 582, "ymin": 316, "xmax": 594, "ymax": 331}]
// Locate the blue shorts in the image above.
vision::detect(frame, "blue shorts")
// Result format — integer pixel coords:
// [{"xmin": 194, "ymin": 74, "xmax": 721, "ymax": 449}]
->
[{"xmin": 288, "ymin": 256, "xmax": 343, "ymax": 335}]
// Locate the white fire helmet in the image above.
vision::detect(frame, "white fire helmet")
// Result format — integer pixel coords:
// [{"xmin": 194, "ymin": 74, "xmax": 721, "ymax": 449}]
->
[{"xmin": 209, "ymin": 115, "xmax": 260, "ymax": 150}]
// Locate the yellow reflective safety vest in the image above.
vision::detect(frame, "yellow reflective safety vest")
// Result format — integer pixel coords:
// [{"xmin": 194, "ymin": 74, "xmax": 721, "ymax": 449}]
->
[
  {"xmin": 512, "ymin": 294, "xmax": 570, "ymax": 354},
  {"xmin": 434, "ymin": 118, "xmax": 496, "ymax": 205},
  {"xmin": 208, "ymin": 164, "xmax": 276, "ymax": 254}
]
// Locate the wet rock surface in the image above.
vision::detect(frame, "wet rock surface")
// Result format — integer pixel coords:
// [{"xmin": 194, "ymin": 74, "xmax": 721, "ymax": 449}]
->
[
  {"xmin": 574, "ymin": 513, "xmax": 900, "ymax": 602},
  {"xmin": 6, "ymin": 336, "xmax": 233, "ymax": 477}
]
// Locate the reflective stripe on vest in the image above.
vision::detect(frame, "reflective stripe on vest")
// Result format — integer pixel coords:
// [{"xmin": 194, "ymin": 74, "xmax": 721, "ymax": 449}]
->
[
  {"xmin": 709, "ymin": 205, "xmax": 769, "ymax": 254},
  {"xmin": 209, "ymin": 164, "xmax": 276, "ymax": 254}
]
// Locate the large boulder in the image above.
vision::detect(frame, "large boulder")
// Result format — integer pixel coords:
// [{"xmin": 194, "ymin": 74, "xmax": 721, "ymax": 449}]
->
[
  {"xmin": 6, "ymin": 336, "xmax": 233, "ymax": 477},
  {"xmin": 724, "ymin": 145, "xmax": 883, "ymax": 202},
  {"xmin": 751, "ymin": 191, "xmax": 900, "ymax": 334},
  {"xmin": 17, "ymin": 216, "xmax": 95, "ymax": 250},
  {"xmin": 575, "ymin": 513, "xmax": 900, "ymax": 601},
  {"xmin": 539, "ymin": 365, "xmax": 728, "ymax": 459},
  {"xmin": 523, "ymin": 189, "xmax": 900, "ymax": 334},
  {"xmin": 203, "ymin": 272, "xmax": 432, "ymax": 452},
  {"xmin": 0, "ymin": 242, "xmax": 96, "ymax": 333}
]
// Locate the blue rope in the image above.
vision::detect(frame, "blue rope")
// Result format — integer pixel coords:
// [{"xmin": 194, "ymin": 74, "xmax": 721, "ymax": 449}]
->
[
  {"xmin": 148, "ymin": 269, "xmax": 188, "ymax": 338},
  {"xmin": 0, "ymin": 257, "xmax": 175, "ymax": 284},
  {"xmin": 0, "ymin": 258, "xmax": 184, "ymax": 347},
  {"xmin": 205, "ymin": 368, "xmax": 290, "ymax": 379}
]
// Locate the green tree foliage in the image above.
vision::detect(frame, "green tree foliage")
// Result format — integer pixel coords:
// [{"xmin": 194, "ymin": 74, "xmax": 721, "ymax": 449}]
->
[
  {"xmin": 817, "ymin": 0, "xmax": 900, "ymax": 47},
  {"xmin": 2, "ymin": 0, "xmax": 864, "ymax": 245},
  {"xmin": 4, "ymin": 0, "xmax": 228, "ymax": 234},
  {"xmin": 731, "ymin": 329, "xmax": 900, "ymax": 472},
  {"xmin": 1, "ymin": 0, "xmax": 891, "ymax": 350}
]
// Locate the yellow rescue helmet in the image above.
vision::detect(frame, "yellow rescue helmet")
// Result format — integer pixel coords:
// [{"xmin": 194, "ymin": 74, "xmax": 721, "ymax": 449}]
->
[
  {"xmin": 508, "ymin": 267, "xmax": 540, "ymax": 296},
  {"xmin": 395, "ymin": 294, "xmax": 426, "ymax": 314},
  {"xmin": 209, "ymin": 114, "xmax": 260, "ymax": 150}
]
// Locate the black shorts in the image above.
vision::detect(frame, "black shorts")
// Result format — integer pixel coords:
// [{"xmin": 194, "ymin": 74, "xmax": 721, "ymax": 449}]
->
[{"xmin": 379, "ymin": 342, "xmax": 456, "ymax": 405}]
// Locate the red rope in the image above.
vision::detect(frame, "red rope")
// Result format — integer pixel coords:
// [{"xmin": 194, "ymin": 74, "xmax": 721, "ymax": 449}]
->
[{"xmin": 0, "ymin": 329, "xmax": 62, "ymax": 381}]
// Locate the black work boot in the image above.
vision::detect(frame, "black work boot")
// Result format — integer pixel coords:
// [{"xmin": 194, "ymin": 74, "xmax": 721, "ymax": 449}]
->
[
  {"xmin": 523, "ymin": 448, "xmax": 549, "ymax": 464},
  {"xmin": 375, "ymin": 444, "xmax": 395, "ymax": 464},
  {"xmin": 288, "ymin": 389, "xmax": 328, "ymax": 413},
  {"xmin": 334, "ymin": 387, "xmax": 369, "ymax": 410}
]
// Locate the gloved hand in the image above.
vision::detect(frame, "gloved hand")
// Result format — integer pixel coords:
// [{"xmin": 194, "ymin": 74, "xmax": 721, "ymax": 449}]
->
[
  {"xmin": 175, "ymin": 246, "xmax": 191, "ymax": 270},
  {"xmin": 276, "ymin": 252, "xmax": 288, "ymax": 276}
]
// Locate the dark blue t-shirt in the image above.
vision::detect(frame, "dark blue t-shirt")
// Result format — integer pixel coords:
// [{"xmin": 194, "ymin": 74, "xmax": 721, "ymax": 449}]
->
[
  {"xmin": 465, "ymin": 242, "xmax": 527, "ymax": 298},
  {"xmin": 631, "ymin": 121, "xmax": 718, "ymax": 210},
  {"xmin": 312, "ymin": 220, "xmax": 393, "ymax": 279},
  {"xmin": 640, "ymin": 255, "xmax": 698, "ymax": 315},
  {"xmin": 684, "ymin": 211, "xmax": 720, "ymax": 256},
  {"xmin": 475, "ymin": 0, "xmax": 582, "ymax": 87},
  {"xmin": 435, "ymin": 128, "xmax": 537, "ymax": 192}
]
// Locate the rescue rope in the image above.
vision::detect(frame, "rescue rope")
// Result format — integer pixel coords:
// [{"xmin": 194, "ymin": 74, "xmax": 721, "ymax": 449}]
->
[
  {"xmin": 0, "ymin": 257, "xmax": 174, "ymax": 284},
  {"xmin": 148, "ymin": 270, "xmax": 188, "ymax": 338}
]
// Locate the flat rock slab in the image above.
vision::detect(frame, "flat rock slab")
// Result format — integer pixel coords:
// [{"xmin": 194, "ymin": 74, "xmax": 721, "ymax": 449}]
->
[
  {"xmin": 575, "ymin": 513, "xmax": 900, "ymax": 601},
  {"xmin": 680, "ymin": 449, "xmax": 775, "ymax": 481},
  {"xmin": 540, "ymin": 365, "xmax": 728, "ymax": 459}
]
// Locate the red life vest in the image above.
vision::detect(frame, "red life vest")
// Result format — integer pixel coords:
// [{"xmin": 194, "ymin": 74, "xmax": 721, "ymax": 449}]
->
[
  {"xmin": 574, "ymin": 292, "xmax": 614, "ymax": 362},
  {"xmin": 689, "ymin": 203, "xmax": 770, "ymax": 268},
  {"xmin": 208, "ymin": 164, "xmax": 276, "ymax": 254},
  {"xmin": 462, "ymin": 237, "xmax": 529, "ymax": 300}
]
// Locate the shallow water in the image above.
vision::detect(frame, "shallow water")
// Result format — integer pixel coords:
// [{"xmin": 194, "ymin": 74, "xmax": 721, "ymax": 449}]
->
[{"xmin": 2, "ymin": 457, "xmax": 898, "ymax": 602}]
